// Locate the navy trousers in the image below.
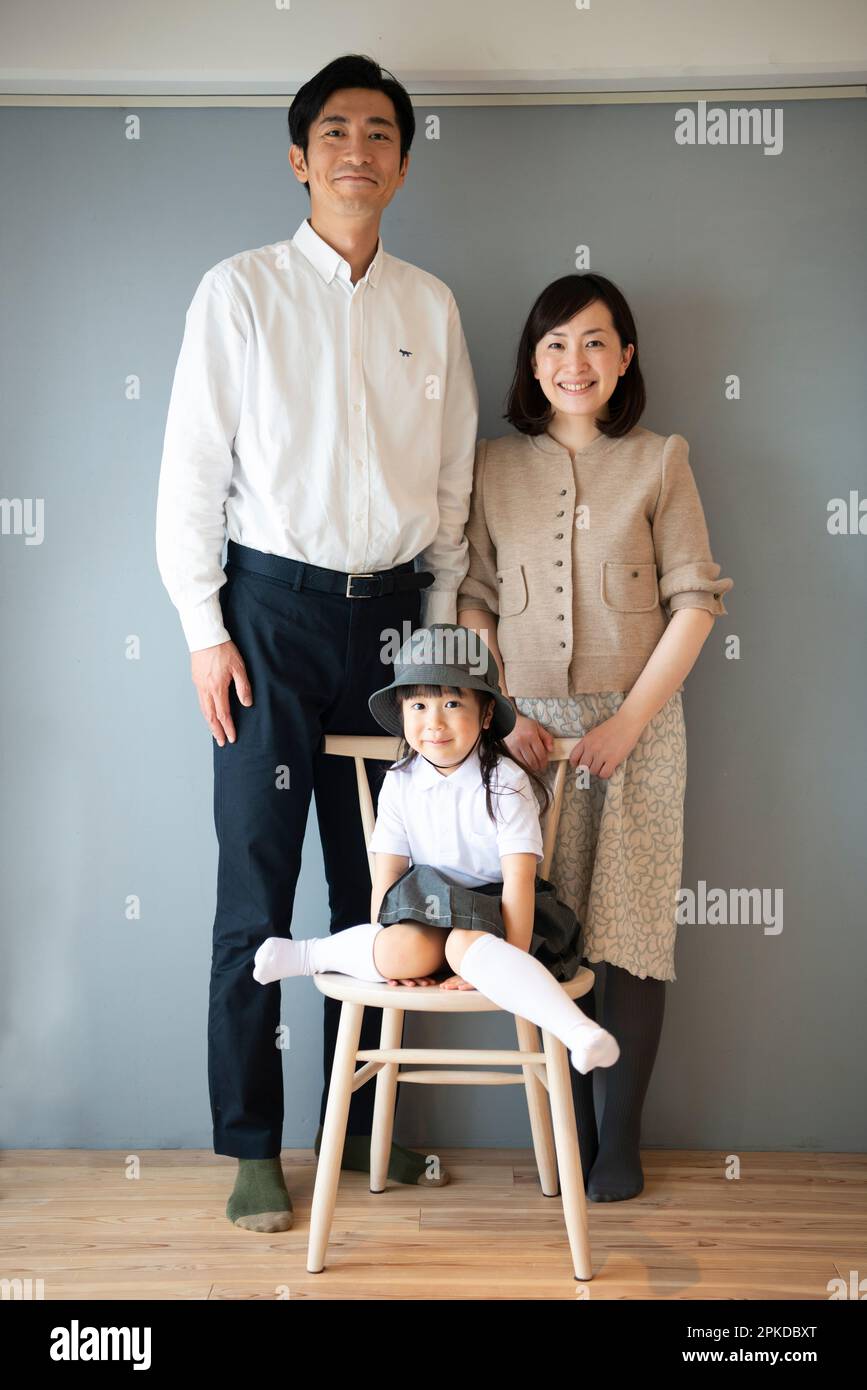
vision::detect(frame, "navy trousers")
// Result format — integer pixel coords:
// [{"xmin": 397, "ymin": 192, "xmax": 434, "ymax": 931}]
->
[{"xmin": 207, "ymin": 542, "xmax": 423, "ymax": 1158}]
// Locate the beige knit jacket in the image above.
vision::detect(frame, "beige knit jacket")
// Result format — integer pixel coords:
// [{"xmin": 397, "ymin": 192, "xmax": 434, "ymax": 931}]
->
[{"xmin": 455, "ymin": 425, "xmax": 733, "ymax": 697}]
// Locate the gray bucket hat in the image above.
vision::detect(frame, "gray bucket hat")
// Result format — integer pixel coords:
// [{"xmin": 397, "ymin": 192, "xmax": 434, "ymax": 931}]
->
[{"xmin": 368, "ymin": 622, "xmax": 517, "ymax": 740}]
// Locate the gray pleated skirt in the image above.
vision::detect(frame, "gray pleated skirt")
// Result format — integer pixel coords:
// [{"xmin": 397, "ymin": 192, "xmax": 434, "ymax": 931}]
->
[{"xmin": 377, "ymin": 863, "xmax": 584, "ymax": 983}]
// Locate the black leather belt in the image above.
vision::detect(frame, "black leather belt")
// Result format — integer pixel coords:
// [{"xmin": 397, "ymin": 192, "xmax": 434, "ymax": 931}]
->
[{"xmin": 226, "ymin": 540, "xmax": 435, "ymax": 598}]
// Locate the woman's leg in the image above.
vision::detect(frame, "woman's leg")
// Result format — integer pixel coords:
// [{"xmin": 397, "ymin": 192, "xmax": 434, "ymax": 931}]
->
[
  {"xmin": 444, "ymin": 930, "xmax": 620, "ymax": 1073},
  {"xmin": 587, "ymin": 963, "xmax": 666, "ymax": 1200}
]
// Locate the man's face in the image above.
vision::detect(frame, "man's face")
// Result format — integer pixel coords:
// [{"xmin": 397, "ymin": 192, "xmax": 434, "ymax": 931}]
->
[{"xmin": 290, "ymin": 86, "xmax": 409, "ymax": 218}]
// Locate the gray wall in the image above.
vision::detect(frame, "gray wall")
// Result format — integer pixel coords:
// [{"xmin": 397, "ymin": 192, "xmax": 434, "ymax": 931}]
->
[{"xmin": 2, "ymin": 96, "xmax": 865, "ymax": 1153}]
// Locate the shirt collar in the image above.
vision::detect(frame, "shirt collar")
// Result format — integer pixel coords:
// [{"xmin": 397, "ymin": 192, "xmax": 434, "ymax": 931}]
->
[
  {"xmin": 411, "ymin": 744, "xmax": 484, "ymax": 793},
  {"xmin": 529, "ymin": 429, "xmax": 620, "ymax": 460},
  {"xmin": 292, "ymin": 216, "xmax": 383, "ymax": 289}
]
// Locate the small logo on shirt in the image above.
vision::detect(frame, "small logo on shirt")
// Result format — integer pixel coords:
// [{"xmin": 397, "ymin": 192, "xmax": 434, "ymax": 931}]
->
[{"xmin": 399, "ymin": 348, "xmax": 413, "ymax": 357}]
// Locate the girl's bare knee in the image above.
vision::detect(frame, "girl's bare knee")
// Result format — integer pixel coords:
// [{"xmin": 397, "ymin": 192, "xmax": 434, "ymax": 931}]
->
[
  {"xmin": 374, "ymin": 922, "xmax": 445, "ymax": 977},
  {"xmin": 444, "ymin": 928, "xmax": 489, "ymax": 971}
]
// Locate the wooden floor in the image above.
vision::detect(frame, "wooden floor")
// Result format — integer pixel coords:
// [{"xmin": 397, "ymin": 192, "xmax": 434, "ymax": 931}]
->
[{"xmin": 2, "ymin": 1148, "xmax": 865, "ymax": 1300}]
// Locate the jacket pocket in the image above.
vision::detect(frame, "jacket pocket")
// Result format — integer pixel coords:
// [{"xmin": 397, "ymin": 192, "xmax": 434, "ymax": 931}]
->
[
  {"xmin": 600, "ymin": 561, "xmax": 659, "ymax": 613},
  {"xmin": 495, "ymin": 564, "xmax": 528, "ymax": 618}
]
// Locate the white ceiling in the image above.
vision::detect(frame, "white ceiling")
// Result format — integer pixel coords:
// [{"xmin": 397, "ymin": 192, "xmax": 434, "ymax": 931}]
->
[{"xmin": 1, "ymin": 0, "xmax": 865, "ymax": 97}]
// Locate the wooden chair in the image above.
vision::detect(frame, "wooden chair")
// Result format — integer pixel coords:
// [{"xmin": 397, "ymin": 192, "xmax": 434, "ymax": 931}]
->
[{"xmin": 308, "ymin": 734, "xmax": 595, "ymax": 1280}]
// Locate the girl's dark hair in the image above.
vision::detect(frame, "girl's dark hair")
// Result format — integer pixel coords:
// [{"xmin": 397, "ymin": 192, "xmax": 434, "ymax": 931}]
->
[
  {"xmin": 504, "ymin": 272, "xmax": 646, "ymax": 438},
  {"xmin": 288, "ymin": 54, "xmax": 415, "ymax": 197},
  {"xmin": 386, "ymin": 684, "xmax": 553, "ymax": 823}
]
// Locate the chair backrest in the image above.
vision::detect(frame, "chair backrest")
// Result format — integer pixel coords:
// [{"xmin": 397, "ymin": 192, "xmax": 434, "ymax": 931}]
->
[{"xmin": 322, "ymin": 734, "xmax": 580, "ymax": 883}]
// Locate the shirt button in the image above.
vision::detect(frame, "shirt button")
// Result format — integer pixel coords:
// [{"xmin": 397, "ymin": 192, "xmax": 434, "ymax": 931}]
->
[
  {"xmin": 555, "ymin": 559, "xmax": 563, "ymax": 567},
  {"xmin": 555, "ymin": 533, "xmax": 563, "ymax": 540},
  {"xmin": 556, "ymin": 510, "xmax": 565, "ymax": 517},
  {"xmin": 631, "ymin": 570, "xmax": 639, "ymax": 577},
  {"xmin": 557, "ymin": 613, "xmax": 565, "ymax": 620},
  {"xmin": 555, "ymin": 585, "xmax": 563, "ymax": 592},
  {"xmin": 559, "ymin": 641, "xmax": 566, "ymax": 648},
  {"xmin": 713, "ymin": 592, "xmax": 720, "ymax": 599},
  {"xmin": 559, "ymin": 489, "xmax": 567, "ymax": 496}
]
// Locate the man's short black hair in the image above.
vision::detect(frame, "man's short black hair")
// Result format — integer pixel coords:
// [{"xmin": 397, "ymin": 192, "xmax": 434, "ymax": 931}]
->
[{"xmin": 288, "ymin": 53, "xmax": 415, "ymax": 196}]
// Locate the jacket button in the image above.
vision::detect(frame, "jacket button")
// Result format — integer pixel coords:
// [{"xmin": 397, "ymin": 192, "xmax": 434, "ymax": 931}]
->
[
  {"xmin": 555, "ymin": 533, "xmax": 563, "ymax": 540},
  {"xmin": 557, "ymin": 613, "xmax": 565, "ymax": 620},
  {"xmin": 559, "ymin": 489, "xmax": 567, "ymax": 496},
  {"xmin": 555, "ymin": 560, "xmax": 563, "ymax": 567},
  {"xmin": 497, "ymin": 576, "xmax": 503, "ymax": 583},
  {"xmin": 631, "ymin": 570, "xmax": 639, "ymax": 577},
  {"xmin": 559, "ymin": 641, "xmax": 566, "ymax": 648},
  {"xmin": 555, "ymin": 585, "xmax": 563, "ymax": 593},
  {"xmin": 713, "ymin": 592, "xmax": 720, "ymax": 599},
  {"xmin": 556, "ymin": 510, "xmax": 564, "ymax": 517}
]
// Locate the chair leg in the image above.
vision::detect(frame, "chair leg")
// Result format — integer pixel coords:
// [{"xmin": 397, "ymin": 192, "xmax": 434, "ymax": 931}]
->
[
  {"xmin": 307, "ymin": 1000, "xmax": 365, "ymax": 1274},
  {"xmin": 370, "ymin": 1006, "xmax": 404, "ymax": 1192},
  {"xmin": 515, "ymin": 1015, "xmax": 559, "ymax": 1196},
  {"xmin": 541, "ymin": 1028, "xmax": 593, "ymax": 1282}
]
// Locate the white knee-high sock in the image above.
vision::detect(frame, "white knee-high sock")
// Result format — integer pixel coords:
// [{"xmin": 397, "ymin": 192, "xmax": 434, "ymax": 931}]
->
[
  {"xmin": 252, "ymin": 923, "xmax": 388, "ymax": 985},
  {"xmin": 457, "ymin": 933, "xmax": 620, "ymax": 1075}
]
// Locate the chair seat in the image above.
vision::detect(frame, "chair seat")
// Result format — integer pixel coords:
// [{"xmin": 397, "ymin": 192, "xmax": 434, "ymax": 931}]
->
[{"xmin": 312, "ymin": 964, "xmax": 596, "ymax": 1012}]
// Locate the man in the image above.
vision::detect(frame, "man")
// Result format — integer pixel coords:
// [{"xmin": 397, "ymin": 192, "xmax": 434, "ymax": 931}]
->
[{"xmin": 156, "ymin": 53, "xmax": 479, "ymax": 1231}]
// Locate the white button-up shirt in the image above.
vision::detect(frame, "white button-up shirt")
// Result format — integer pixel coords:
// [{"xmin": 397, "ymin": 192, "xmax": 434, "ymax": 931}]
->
[
  {"xmin": 369, "ymin": 748, "xmax": 543, "ymax": 888},
  {"xmin": 155, "ymin": 217, "xmax": 479, "ymax": 651}
]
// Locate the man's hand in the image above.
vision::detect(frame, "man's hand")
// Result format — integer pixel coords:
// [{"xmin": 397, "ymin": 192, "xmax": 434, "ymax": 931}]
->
[{"xmin": 190, "ymin": 640, "xmax": 253, "ymax": 746}]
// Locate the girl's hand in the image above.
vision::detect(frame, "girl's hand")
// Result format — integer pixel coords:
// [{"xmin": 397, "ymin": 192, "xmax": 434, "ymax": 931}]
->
[
  {"xmin": 504, "ymin": 712, "xmax": 554, "ymax": 772},
  {"xmin": 385, "ymin": 975, "xmax": 439, "ymax": 987},
  {"xmin": 569, "ymin": 710, "xmax": 643, "ymax": 780},
  {"xmin": 438, "ymin": 974, "xmax": 477, "ymax": 991}
]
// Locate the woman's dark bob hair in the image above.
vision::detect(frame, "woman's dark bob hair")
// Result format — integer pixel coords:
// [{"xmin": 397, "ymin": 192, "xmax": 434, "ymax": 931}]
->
[
  {"xmin": 288, "ymin": 54, "xmax": 415, "ymax": 197},
  {"xmin": 504, "ymin": 273, "xmax": 646, "ymax": 439}
]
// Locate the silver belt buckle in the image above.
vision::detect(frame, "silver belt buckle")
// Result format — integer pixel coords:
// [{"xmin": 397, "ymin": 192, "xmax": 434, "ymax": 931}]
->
[{"xmin": 346, "ymin": 572, "xmax": 376, "ymax": 597}]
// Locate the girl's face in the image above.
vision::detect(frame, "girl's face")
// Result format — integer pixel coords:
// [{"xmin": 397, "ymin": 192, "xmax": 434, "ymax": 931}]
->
[
  {"xmin": 531, "ymin": 299, "xmax": 633, "ymax": 423},
  {"xmin": 401, "ymin": 687, "xmax": 494, "ymax": 773}
]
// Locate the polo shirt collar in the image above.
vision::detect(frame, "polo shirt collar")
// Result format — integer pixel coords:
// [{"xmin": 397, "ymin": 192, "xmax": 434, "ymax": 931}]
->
[
  {"xmin": 411, "ymin": 744, "xmax": 484, "ymax": 792},
  {"xmin": 292, "ymin": 216, "xmax": 383, "ymax": 288}
]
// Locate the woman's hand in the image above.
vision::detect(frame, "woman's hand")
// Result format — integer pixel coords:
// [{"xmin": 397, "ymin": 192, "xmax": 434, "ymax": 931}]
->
[
  {"xmin": 385, "ymin": 975, "xmax": 440, "ymax": 987},
  {"xmin": 504, "ymin": 712, "xmax": 555, "ymax": 772},
  {"xmin": 438, "ymin": 975, "xmax": 477, "ymax": 991},
  {"xmin": 569, "ymin": 710, "xmax": 644, "ymax": 780}
]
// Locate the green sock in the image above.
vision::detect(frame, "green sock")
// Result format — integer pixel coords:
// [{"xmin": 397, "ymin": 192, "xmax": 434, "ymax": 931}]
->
[
  {"xmin": 314, "ymin": 1124, "xmax": 449, "ymax": 1186},
  {"xmin": 227, "ymin": 1156, "xmax": 294, "ymax": 1232}
]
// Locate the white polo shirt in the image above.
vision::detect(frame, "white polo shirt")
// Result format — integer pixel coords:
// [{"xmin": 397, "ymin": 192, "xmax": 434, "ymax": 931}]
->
[{"xmin": 369, "ymin": 747, "xmax": 543, "ymax": 888}]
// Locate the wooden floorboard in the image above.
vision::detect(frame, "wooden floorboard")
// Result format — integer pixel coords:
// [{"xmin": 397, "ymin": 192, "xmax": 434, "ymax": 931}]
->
[{"xmin": 1, "ymin": 1148, "xmax": 864, "ymax": 1300}]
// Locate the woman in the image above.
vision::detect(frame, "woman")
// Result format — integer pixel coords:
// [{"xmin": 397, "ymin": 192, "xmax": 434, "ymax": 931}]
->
[{"xmin": 456, "ymin": 273, "xmax": 733, "ymax": 1201}]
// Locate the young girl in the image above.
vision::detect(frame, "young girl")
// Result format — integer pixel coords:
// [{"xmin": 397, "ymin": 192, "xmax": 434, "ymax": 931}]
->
[
  {"xmin": 252, "ymin": 623, "xmax": 621, "ymax": 1077},
  {"xmin": 456, "ymin": 272, "xmax": 733, "ymax": 1201}
]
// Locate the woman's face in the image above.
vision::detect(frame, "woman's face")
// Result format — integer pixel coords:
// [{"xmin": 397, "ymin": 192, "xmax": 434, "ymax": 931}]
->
[
  {"xmin": 531, "ymin": 299, "xmax": 634, "ymax": 423},
  {"xmin": 401, "ymin": 688, "xmax": 493, "ymax": 772}
]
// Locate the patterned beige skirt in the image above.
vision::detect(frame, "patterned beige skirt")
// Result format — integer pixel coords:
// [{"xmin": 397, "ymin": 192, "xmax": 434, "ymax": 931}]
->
[{"xmin": 513, "ymin": 690, "xmax": 687, "ymax": 982}]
